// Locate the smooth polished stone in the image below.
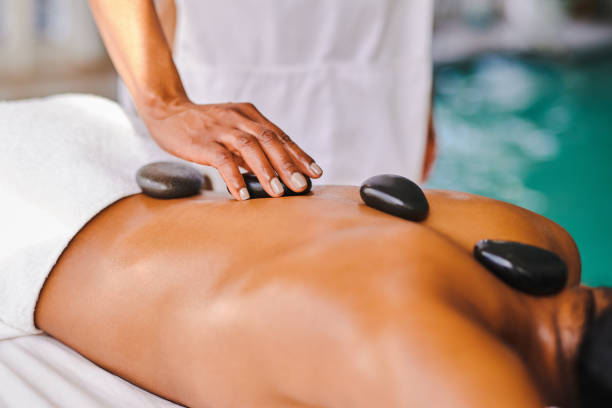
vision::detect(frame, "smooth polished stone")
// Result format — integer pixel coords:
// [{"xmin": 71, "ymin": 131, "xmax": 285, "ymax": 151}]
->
[
  {"xmin": 136, "ymin": 161, "xmax": 203, "ymax": 199},
  {"xmin": 228, "ymin": 173, "xmax": 312, "ymax": 199},
  {"xmin": 359, "ymin": 174, "xmax": 429, "ymax": 221},
  {"xmin": 474, "ymin": 240, "xmax": 568, "ymax": 296}
]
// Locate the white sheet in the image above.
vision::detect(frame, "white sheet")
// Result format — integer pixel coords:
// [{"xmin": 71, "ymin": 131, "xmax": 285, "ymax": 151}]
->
[
  {"xmin": 0, "ymin": 334, "xmax": 182, "ymax": 407},
  {"xmin": 0, "ymin": 335, "xmax": 563, "ymax": 408}
]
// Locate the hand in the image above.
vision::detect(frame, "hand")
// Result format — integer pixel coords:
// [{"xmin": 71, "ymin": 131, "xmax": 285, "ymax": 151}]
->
[
  {"xmin": 141, "ymin": 98, "xmax": 323, "ymax": 200},
  {"xmin": 88, "ymin": 1, "xmax": 323, "ymax": 200}
]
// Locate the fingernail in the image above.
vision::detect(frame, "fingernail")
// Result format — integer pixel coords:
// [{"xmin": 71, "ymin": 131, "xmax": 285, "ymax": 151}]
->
[
  {"xmin": 291, "ymin": 172, "xmax": 307, "ymax": 189},
  {"xmin": 270, "ymin": 177, "xmax": 284, "ymax": 195},
  {"xmin": 309, "ymin": 162, "xmax": 322, "ymax": 176},
  {"xmin": 239, "ymin": 188, "xmax": 250, "ymax": 201}
]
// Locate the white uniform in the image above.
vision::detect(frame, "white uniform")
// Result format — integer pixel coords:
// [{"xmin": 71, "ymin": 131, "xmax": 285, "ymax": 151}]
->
[{"xmin": 121, "ymin": 0, "xmax": 433, "ymax": 186}]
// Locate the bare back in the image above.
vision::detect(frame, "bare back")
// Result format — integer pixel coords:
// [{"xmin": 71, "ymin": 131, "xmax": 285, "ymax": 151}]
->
[{"xmin": 35, "ymin": 186, "xmax": 579, "ymax": 407}]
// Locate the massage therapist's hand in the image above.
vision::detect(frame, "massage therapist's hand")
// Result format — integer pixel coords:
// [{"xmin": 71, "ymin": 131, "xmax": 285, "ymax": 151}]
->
[
  {"xmin": 142, "ymin": 98, "xmax": 323, "ymax": 200},
  {"xmin": 88, "ymin": 0, "xmax": 322, "ymax": 201}
]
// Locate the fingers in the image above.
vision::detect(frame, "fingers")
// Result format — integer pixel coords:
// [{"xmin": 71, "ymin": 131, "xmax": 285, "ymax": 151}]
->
[
  {"xmin": 252, "ymin": 126, "xmax": 309, "ymax": 193},
  {"xmin": 176, "ymin": 102, "xmax": 322, "ymax": 198},
  {"xmin": 220, "ymin": 130, "xmax": 286, "ymax": 197},
  {"xmin": 276, "ymin": 131, "xmax": 322, "ymax": 178},
  {"xmin": 233, "ymin": 154, "xmax": 253, "ymax": 173},
  {"xmin": 206, "ymin": 143, "xmax": 250, "ymax": 201},
  {"xmin": 235, "ymin": 103, "xmax": 323, "ymax": 180}
]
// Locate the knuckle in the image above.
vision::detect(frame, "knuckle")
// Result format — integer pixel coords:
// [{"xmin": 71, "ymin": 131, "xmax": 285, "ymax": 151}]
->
[
  {"xmin": 279, "ymin": 156, "xmax": 298, "ymax": 172},
  {"xmin": 278, "ymin": 132, "xmax": 294, "ymax": 145},
  {"xmin": 234, "ymin": 133, "xmax": 257, "ymax": 149},
  {"xmin": 213, "ymin": 106, "xmax": 239, "ymax": 121},
  {"xmin": 214, "ymin": 151, "xmax": 235, "ymax": 168},
  {"xmin": 226, "ymin": 109, "xmax": 243, "ymax": 121},
  {"xmin": 257, "ymin": 129, "xmax": 278, "ymax": 144},
  {"xmin": 241, "ymin": 102, "xmax": 256, "ymax": 111}
]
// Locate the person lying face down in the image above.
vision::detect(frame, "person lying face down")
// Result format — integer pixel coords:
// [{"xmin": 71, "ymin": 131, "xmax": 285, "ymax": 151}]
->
[{"xmin": 35, "ymin": 185, "xmax": 612, "ymax": 408}]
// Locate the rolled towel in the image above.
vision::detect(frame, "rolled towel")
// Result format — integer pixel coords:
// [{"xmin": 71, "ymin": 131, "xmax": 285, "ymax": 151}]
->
[{"xmin": 0, "ymin": 94, "xmax": 168, "ymax": 339}]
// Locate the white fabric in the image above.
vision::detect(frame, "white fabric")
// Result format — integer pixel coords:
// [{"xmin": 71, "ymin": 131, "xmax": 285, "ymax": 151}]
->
[
  {"xmin": 0, "ymin": 335, "xmax": 562, "ymax": 408},
  {"xmin": 120, "ymin": 0, "xmax": 433, "ymax": 187},
  {"xmin": 0, "ymin": 334, "xmax": 181, "ymax": 407},
  {"xmin": 0, "ymin": 94, "xmax": 170, "ymax": 340}
]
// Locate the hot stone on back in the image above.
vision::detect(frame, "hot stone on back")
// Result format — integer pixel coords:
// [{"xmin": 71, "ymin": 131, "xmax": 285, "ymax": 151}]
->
[
  {"xmin": 228, "ymin": 173, "xmax": 312, "ymax": 199},
  {"xmin": 474, "ymin": 240, "xmax": 568, "ymax": 296},
  {"xmin": 360, "ymin": 174, "xmax": 429, "ymax": 222},
  {"xmin": 136, "ymin": 161, "xmax": 203, "ymax": 199}
]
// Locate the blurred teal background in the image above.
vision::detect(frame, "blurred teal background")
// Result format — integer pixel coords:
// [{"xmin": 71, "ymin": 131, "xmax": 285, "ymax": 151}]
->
[{"xmin": 427, "ymin": 54, "xmax": 612, "ymax": 285}]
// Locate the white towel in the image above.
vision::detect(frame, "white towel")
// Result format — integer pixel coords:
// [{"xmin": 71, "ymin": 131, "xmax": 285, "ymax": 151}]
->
[{"xmin": 0, "ymin": 94, "xmax": 170, "ymax": 339}]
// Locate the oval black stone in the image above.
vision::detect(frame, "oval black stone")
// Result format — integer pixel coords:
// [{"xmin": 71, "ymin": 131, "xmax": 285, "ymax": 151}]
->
[
  {"xmin": 227, "ymin": 173, "xmax": 312, "ymax": 199},
  {"xmin": 136, "ymin": 161, "xmax": 203, "ymax": 199},
  {"xmin": 474, "ymin": 240, "xmax": 568, "ymax": 296},
  {"xmin": 359, "ymin": 174, "xmax": 429, "ymax": 222}
]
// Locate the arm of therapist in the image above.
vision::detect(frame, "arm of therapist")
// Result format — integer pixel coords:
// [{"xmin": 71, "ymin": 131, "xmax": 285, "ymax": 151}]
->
[{"xmin": 88, "ymin": 0, "xmax": 323, "ymax": 200}]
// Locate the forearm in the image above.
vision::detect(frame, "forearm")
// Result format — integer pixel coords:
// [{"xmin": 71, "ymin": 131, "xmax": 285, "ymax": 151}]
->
[
  {"xmin": 88, "ymin": 0, "xmax": 187, "ymax": 116},
  {"xmin": 89, "ymin": 0, "xmax": 321, "ymax": 198}
]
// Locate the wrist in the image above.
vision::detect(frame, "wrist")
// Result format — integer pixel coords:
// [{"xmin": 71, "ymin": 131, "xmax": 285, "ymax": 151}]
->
[{"xmin": 135, "ymin": 85, "xmax": 191, "ymax": 121}]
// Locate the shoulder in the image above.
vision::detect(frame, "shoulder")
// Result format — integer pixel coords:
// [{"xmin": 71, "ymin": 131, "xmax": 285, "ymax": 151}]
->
[
  {"xmin": 424, "ymin": 190, "xmax": 581, "ymax": 286},
  {"xmin": 309, "ymin": 186, "xmax": 581, "ymax": 285}
]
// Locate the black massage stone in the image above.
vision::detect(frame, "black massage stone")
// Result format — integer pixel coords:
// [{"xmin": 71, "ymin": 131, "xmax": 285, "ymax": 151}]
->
[
  {"xmin": 229, "ymin": 173, "xmax": 312, "ymax": 198},
  {"xmin": 359, "ymin": 174, "xmax": 429, "ymax": 222},
  {"xmin": 136, "ymin": 161, "xmax": 203, "ymax": 199},
  {"xmin": 474, "ymin": 240, "xmax": 568, "ymax": 296}
]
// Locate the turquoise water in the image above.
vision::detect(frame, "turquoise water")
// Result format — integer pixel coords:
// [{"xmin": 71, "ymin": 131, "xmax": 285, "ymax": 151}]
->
[{"xmin": 427, "ymin": 54, "xmax": 612, "ymax": 286}]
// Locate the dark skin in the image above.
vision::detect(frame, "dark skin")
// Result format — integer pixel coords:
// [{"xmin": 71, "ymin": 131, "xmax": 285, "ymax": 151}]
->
[{"xmin": 34, "ymin": 186, "xmax": 607, "ymax": 407}]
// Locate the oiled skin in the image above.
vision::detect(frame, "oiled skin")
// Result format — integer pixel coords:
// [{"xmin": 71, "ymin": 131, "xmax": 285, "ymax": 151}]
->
[{"xmin": 36, "ymin": 186, "xmax": 584, "ymax": 407}]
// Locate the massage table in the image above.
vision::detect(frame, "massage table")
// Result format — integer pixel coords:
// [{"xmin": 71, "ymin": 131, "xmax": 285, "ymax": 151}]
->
[{"xmin": 0, "ymin": 334, "xmax": 182, "ymax": 407}]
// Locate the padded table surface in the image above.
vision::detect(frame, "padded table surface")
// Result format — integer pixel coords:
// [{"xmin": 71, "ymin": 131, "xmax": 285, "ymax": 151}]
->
[
  {"xmin": 0, "ymin": 334, "xmax": 181, "ymax": 407},
  {"xmin": 0, "ymin": 334, "xmax": 562, "ymax": 407}
]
